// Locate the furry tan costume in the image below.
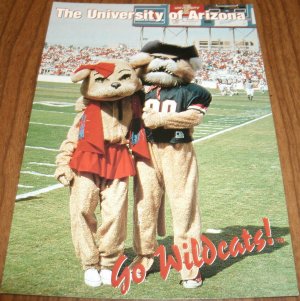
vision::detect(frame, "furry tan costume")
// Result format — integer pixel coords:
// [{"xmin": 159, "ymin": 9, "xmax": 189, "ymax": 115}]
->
[
  {"xmin": 130, "ymin": 41, "xmax": 212, "ymax": 288},
  {"xmin": 54, "ymin": 60, "xmax": 149, "ymax": 287}
]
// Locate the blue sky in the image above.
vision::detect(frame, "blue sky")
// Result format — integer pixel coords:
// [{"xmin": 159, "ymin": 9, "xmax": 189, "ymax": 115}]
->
[{"xmin": 45, "ymin": 2, "xmax": 259, "ymax": 49}]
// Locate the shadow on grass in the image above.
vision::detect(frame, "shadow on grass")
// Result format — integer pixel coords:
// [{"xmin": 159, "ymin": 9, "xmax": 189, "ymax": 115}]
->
[{"xmin": 124, "ymin": 224, "xmax": 290, "ymax": 279}]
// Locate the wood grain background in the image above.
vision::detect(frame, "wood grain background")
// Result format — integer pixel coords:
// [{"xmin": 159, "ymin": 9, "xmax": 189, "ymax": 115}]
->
[{"xmin": 0, "ymin": 0, "xmax": 299, "ymax": 300}]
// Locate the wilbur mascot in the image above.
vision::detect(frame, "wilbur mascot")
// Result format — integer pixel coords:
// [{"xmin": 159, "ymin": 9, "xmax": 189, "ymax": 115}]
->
[{"xmin": 130, "ymin": 40, "xmax": 212, "ymax": 288}]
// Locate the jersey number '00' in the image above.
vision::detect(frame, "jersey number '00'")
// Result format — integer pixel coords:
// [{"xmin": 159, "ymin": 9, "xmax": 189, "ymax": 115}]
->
[{"xmin": 144, "ymin": 83, "xmax": 212, "ymax": 144}]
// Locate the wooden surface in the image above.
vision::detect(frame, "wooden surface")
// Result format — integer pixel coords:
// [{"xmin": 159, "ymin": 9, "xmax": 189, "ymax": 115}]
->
[{"xmin": 0, "ymin": 0, "xmax": 299, "ymax": 300}]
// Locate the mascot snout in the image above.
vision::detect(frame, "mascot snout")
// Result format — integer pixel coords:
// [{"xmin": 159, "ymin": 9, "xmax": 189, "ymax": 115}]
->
[{"xmin": 111, "ymin": 82, "xmax": 121, "ymax": 89}]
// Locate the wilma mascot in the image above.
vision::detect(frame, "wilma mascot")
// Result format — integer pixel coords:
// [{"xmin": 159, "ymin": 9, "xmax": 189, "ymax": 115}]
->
[
  {"xmin": 54, "ymin": 60, "xmax": 149, "ymax": 287},
  {"xmin": 130, "ymin": 40, "xmax": 212, "ymax": 288}
]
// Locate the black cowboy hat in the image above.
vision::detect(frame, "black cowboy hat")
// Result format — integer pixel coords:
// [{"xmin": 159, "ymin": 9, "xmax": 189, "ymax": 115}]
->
[{"xmin": 141, "ymin": 40, "xmax": 199, "ymax": 60}]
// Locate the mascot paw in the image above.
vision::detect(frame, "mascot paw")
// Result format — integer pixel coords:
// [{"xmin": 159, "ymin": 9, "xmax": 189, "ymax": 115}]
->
[
  {"xmin": 54, "ymin": 165, "xmax": 75, "ymax": 186},
  {"xmin": 142, "ymin": 107, "xmax": 165, "ymax": 129}
]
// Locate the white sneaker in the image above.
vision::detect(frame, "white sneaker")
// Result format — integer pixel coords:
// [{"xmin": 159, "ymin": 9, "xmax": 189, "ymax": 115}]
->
[
  {"xmin": 181, "ymin": 272, "xmax": 203, "ymax": 289},
  {"xmin": 100, "ymin": 269, "xmax": 112, "ymax": 285},
  {"xmin": 84, "ymin": 268, "xmax": 102, "ymax": 287}
]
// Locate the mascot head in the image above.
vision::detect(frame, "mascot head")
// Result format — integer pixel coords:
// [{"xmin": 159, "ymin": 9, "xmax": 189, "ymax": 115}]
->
[
  {"xmin": 130, "ymin": 40, "xmax": 201, "ymax": 88},
  {"xmin": 71, "ymin": 59, "xmax": 143, "ymax": 102}
]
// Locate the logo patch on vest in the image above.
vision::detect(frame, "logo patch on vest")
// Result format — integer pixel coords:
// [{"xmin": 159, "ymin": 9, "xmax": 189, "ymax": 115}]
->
[
  {"xmin": 175, "ymin": 131, "xmax": 185, "ymax": 139},
  {"xmin": 78, "ymin": 114, "xmax": 86, "ymax": 140}
]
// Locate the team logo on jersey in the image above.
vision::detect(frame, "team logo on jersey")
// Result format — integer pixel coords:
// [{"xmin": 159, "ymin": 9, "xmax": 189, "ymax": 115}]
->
[{"xmin": 175, "ymin": 131, "xmax": 185, "ymax": 139}]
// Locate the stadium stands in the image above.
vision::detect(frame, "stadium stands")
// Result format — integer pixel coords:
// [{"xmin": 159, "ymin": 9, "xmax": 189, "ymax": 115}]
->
[{"xmin": 39, "ymin": 44, "xmax": 266, "ymax": 88}]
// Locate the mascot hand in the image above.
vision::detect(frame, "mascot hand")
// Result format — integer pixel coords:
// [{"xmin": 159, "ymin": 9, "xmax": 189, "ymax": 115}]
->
[
  {"xmin": 54, "ymin": 165, "xmax": 75, "ymax": 186},
  {"xmin": 142, "ymin": 107, "xmax": 166, "ymax": 129}
]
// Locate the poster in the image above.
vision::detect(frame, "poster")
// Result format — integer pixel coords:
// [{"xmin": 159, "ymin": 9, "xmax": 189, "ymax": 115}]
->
[{"xmin": 0, "ymin": 2, "xmax": 298, "ymax": 299}]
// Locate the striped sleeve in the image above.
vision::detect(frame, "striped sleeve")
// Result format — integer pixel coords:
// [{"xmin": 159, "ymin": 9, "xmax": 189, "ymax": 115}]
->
[{"xmin": 186, "ymin": 84, "xmax": 212, "ymax": 114}]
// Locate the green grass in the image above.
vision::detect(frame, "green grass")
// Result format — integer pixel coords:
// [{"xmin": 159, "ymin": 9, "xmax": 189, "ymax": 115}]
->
[
  {"xmin": 1, "ymin": 82, "xmax": 298, "ymax": 299},
  {"xmin": 29, "ymin": 110, "xmax": 75, "ymax": 125}
]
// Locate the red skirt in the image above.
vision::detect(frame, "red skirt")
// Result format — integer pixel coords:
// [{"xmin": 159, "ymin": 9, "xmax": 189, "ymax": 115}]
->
[{"xmin": 69, "ymin": 143, "xmax": 135, "ymax": 179}]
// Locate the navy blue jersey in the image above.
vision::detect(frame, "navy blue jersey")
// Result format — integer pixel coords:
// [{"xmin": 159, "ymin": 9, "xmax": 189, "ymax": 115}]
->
[{"xmin": 144, "ymin": 84, "xmax": 212, "ymax": 143}]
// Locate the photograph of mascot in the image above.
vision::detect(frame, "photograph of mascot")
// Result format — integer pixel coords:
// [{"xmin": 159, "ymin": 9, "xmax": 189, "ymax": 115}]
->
[
  {"xmin": 130, "ymin": 40, "xmax": 212, "ymax": 288},
  {"xmin": 54, "ymin": 60, "xmax": 149, "ymax": 287}
]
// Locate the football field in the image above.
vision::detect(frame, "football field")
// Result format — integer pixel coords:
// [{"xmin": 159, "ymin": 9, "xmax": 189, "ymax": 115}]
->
[
  {"xmin": 16, "ymin": 81, "xmax": 271, "ymax": 199},
  {"xmin": 1, "ymin": 81, "xmax": 298, "ymax": 299}
]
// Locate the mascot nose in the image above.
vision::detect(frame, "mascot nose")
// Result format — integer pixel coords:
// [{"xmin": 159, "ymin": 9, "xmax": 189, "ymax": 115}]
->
[{"xmin": 111, "ymin": 82, "xmax": 121, "ymax": 89}]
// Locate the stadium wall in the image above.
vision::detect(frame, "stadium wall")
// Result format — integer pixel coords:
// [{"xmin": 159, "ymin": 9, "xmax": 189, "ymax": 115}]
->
[{"xmin": 38, "ymin": 75, "xmax": 73, "ymax": 83}]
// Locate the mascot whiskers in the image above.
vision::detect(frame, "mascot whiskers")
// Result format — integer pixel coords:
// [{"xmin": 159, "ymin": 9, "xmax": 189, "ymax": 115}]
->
[
  {"xmin": 130, "ymin": 40, "xmax": 212, "ymax": 288},
  {"xmin": 54, "ymin": 60, "xmax": 149, "ymax": 287}
]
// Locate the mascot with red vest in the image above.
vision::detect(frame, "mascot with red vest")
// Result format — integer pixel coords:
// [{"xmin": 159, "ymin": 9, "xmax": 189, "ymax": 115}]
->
[{"xmin": 55, "ymin": 60, "xmax": 149, "ymax": 287}]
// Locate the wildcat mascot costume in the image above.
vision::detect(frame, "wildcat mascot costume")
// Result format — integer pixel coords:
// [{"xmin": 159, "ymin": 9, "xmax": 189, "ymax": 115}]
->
[
  {"xmin": 54, "ymin": 60, "xmax": 149, "ymax": 287},
  {"xmin": 130, "ymin": 41, "xmax": 212, "ymax": 288}
]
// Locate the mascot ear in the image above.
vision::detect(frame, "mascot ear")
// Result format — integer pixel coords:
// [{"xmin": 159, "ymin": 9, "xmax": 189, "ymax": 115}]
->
[
  {"xmin": 129, "ymin": 52, "xmax": 153, "ymax": 69},
  {"xmin": 189, "ymin": 57, "xmax": 202, "ymax": 71},
  {"xmin": 71, "ymin": 69, "xmax": 91, "ymax": 83}
]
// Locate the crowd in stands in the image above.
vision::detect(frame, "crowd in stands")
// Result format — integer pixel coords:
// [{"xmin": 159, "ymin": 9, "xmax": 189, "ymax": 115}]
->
[
  {"xmin": 40, "ymin": 44, "xmax": 266, "ymax": 87},
  {"xmin": 197, "ymin": 49, "xmax": 265, "ymax": 85},
  {"xmin": 40, "ymin": 44, "xmax": 139, "ymax": 76}
]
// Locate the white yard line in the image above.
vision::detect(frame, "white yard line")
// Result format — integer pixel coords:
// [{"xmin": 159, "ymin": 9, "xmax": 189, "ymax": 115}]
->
[
  {"xmin": 25, "ymin": 146, "xmax": 59, "ymax": 152},
  {"xmin": 21, "ymin": 171, "xmax": 54, "ymax": 178},
  {"xmin": 33, "ymin": 101, "xmax": 74, "ymax": 107},
  {"xmin": 193, "ymin": 129, "xmax": 214, "ymax": 133},
  {"xmin": 30, "ymin": 121, "xmax": 70, "ymax": 128},
  {"xmin": 32, "ymin": 109, "xmax": 76, "ymax": 115},
  {"xmin": 200, "ymin": 126, "xmax": 226, "ymax": 130},
  {"xmin": 206, "ymin": 121, "xmax": 246, "ymax": 124},
  {"xmin": 193, "ymin": 113, "xmax": 272, "ymax": 144},
  {"xmin": 16, "ymin": 183, "xmax": 64, "ymax": 201},
  {"xmin": 29, "ymin": 162, "xmax": 56, "ymax": 167},
  {"xmin": 18, "ymin": 184, "xmax": 34, "ymax": 188}
]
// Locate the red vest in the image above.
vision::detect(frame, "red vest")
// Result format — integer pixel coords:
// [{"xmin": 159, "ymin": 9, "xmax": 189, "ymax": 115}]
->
[{"xmin": 69, "ymin": 96, "xmax": 149, "ymax": 179}]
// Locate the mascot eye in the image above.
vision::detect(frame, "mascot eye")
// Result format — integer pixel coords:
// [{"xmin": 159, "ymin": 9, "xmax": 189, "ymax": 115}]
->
[
  {"xmin": 119, "ymin": 74, "xmax": 131, "ymax": 81},
  {"xmin": 95, "ymin": 77, "xmax": 106, "ymax": 83}
]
